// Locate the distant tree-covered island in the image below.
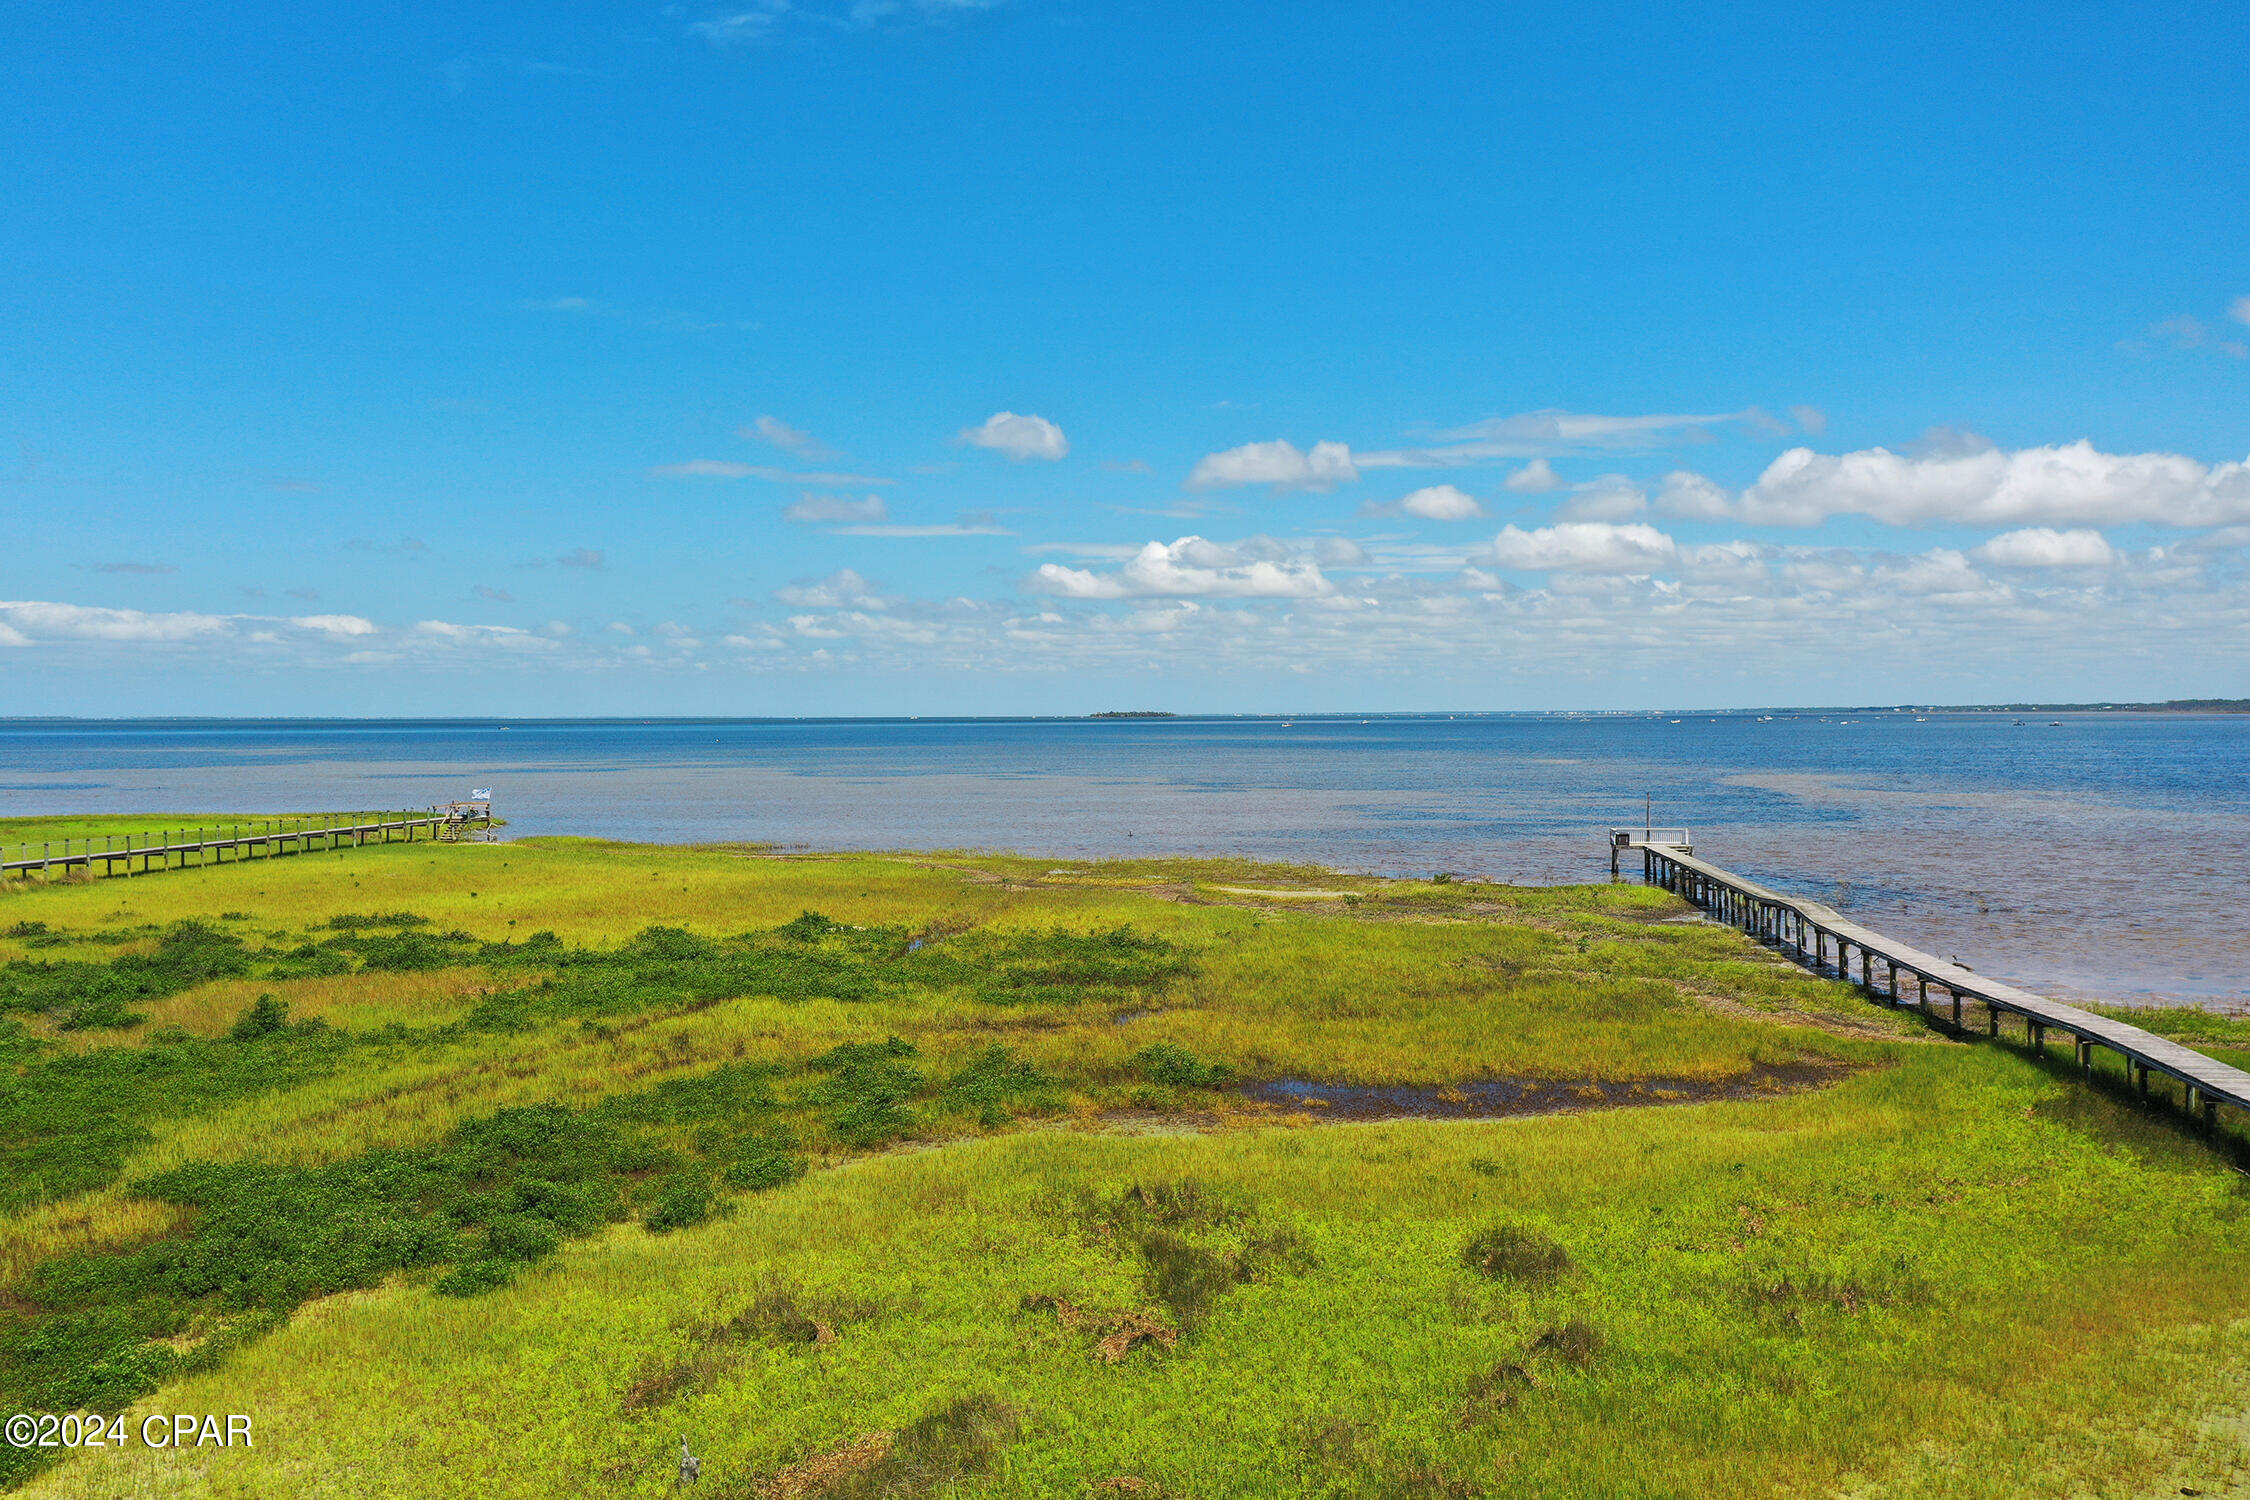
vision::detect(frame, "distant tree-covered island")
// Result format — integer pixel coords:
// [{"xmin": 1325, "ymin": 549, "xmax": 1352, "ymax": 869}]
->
[
  {"xmin": 1928, "ymin": 699, "xmax": 2250, "ymax": 714},
  {"xmin": 1088, "ymin": 710, "xmax": 1178, "ymax": 718}
]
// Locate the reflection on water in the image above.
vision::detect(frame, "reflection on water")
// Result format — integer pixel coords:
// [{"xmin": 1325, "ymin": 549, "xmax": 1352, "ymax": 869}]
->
[{"xmin": 1, "ymin": 713, "xmax": 2243, "ymax": 1010}]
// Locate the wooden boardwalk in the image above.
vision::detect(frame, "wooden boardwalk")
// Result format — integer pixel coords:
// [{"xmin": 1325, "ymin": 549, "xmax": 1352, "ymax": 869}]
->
[
  {"xmin": 2, "ymin": 806, "xmax": 493, "ymax": 883},
  {"xmin": 1618, "ymin": 834, "xmax": 2250, "ymax": 1126}
]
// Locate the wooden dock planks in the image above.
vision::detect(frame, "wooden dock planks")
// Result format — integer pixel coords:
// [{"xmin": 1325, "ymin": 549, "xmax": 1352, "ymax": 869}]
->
[{"xmin": 1627, "ymin": 838, "xmax": 2250, "ymax": 1119}]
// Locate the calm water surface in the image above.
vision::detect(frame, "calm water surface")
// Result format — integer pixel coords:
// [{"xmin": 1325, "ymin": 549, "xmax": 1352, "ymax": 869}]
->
[{"xmin": 0, "ymin": 714, "xmax": 2243, "ymax": 1011}]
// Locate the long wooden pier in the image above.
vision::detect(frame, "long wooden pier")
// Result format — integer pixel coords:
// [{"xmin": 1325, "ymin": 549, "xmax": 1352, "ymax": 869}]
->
[
  {"xmin": 2, "ymin": 804, "xmax": 495, "ymax": 883},
  {"xmin": 1616, "ymin": 832, "xmax": 2250, "ymax": 1127}
]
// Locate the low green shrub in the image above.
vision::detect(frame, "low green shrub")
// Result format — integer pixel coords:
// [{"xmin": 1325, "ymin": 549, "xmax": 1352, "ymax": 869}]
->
[
  {"xmin": 1462, "ymin": 1223, "xmax": 1574, "ymax": 1285},
  {"xmin": 228, "ymin": 993, "xmax": 290, "ymax": 1040},
  {"xmin": 643, "ymin": 1173, "xmax": 716, "ymax": 1234},
  {"xmin": 1132, "ymin": 1042, "xmax": 1234, "ymax": 1088}
]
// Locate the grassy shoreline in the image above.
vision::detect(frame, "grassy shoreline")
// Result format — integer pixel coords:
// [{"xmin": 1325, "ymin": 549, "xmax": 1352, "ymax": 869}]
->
[{"xmin": 0, "ymin": 827, "xmax": 2243, "ymax": 1496}]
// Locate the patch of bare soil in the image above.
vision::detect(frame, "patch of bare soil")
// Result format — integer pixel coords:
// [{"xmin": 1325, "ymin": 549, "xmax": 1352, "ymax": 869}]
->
[
  {"xmin": 1020, "ymin": 1294, "xmax": 1182, "ymax": 1363},
  {"xmin": 757, "ymin": 1433, "xmax": 895, "ymax": 1499}
]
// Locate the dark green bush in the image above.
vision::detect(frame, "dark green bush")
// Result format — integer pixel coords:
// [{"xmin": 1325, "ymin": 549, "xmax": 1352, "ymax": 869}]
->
[
  {"xmin": 229, "ymin": 994, "xmax": 290, "ymax": 1040},
  {"xmin": 484, "ymin": 1213, "xmax": 563, "ymax": 1262},
  {"xmin": 322, "ymin": 912, "xmax": 431, "ymax": 931},
  {"xmin": 0, "ymin": 919, "xmax": 252, "ymax": 1030},
  {"xmin": 433, "ymin": 1258, "xmax": 517, "ymax": 1297},
  {"xmin": 723, "ymin": 1139, "xmax": 807, "ymax": 1191},
  {"xmin": 643, "ymin": 1174, "xmax": 715, "ymax": 1233}
]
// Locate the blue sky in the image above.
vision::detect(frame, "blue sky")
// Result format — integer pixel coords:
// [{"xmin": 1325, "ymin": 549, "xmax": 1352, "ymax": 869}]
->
[{"xmin": 5, "ymin": 0, "xmax": 2247, "ymax": 714}]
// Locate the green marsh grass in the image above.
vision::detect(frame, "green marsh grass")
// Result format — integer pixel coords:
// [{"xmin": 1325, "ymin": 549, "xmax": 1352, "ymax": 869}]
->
[{"xmin": 0, "ymin": 826, "xmax": 2242, "ymax": 1495}]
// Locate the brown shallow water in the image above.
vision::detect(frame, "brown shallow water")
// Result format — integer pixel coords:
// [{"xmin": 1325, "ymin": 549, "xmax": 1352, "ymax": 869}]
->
[{"xmin": 1240, "ymin": 1062, "xmax": 1853, "ymax": 1121}]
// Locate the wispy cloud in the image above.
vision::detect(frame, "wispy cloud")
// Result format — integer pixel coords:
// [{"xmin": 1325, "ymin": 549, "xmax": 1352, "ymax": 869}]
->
[
  {"xmin": 0, "ymin": 601, "xmax": 232, "ymax": 643},
  {"xmin": 2118, "ymin": 308, "xmax": 2250, "ymax": 360},
  {"xmin": 519, "ymin": 296, "xmax": 757, "ymax": 334},
  {"xmin": 785, "ymin": 493, "xmax": 888, "ymax": 524},
  {"xmin": 831, "ymin": 521, "xmax": 1015, "ymax": 537},
  {"xmin": 744, "ymin": 415, "xmax": 837, "ymax": 459},
  {"xmin": 441, "ymin": 56, "xmax": 599, "ymax": 95},
  {"xmin": 557, "ymin": 548, "xmax": 605, "ymax": 570},
  {"xmin": 1552, "ymin": 477, "xmax": 1649, "ymax": 523},
  {"xmin": 650, "ymin": 460, "xmax": 894, "ymax": 485},
  {"xmin": 1488, "ymin": 522, "xmax": 1679, "ymax": 573},
  {"xmin": 775, "ymin": 569, "xmax": 887, "ymax": 608},
  {"xmin": 1357, "ymin": 408, "xmax": 1756, "ymax": 469},
  {"xmin": 689, "ymin": 0, "xmax": 1005, "ymax": 46},
  {"xmin": 415, "ymin": 620, "xmax": 559, "ymax": 651}
]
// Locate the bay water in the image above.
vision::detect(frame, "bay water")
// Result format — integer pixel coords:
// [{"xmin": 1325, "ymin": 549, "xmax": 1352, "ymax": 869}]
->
[{"xmin": 1, "ymin": 713, "xmax": 2242, "ymax": 1011}]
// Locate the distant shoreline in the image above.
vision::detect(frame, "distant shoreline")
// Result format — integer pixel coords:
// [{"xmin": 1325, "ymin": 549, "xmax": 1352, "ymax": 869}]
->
[{"xmin": 0, "ymin": 700, "xmax": 2243, "ymax": 724}]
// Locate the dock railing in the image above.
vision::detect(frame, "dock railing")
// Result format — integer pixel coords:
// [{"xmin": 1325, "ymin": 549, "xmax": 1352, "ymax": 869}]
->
[
  {"xmin": 1619, "ymin": 833, "xmax": 2250, "ymax": 1129},
  {"xmin": 1, "ymin": 805, "xmax": 496, "ymax": 883},
  {"xmin": 1609, "ymin": 827, "xmax": 1690, "ymax": 873}
]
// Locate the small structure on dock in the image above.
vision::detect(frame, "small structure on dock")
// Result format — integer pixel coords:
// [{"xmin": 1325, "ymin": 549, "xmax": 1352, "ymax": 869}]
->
[
  {"xmin": 437, "ymin": 799, "xmax": 494, "ymax": 842},
  {"xmin": 1609, "ymin": 826, "xmax": 1690, "ymax": 874}
]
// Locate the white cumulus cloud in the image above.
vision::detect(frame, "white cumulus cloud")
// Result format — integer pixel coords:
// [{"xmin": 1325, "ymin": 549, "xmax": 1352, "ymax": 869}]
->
[
  {"xmin": 1721, "ymin": 439, "xmax": 2250, "ymax": 528},
  {"xmin": 1503, "ymin": 459, "xmax": 1565, "ymax": 493},
  {"xmin": 1024, "ymin": 536, "xmax": 1333, "ymax": 599},
  {"xmin": 1488, "ymin": 523, "xmax": 1680, "ymax": 573},
  {"xmin": 291, "ymin": 614, "xmax": 379, "ymax": 637},
  {"xmin": 1363, "ymin": 484, "xmax": 1486, "ymax": 521},
  {"xmin": 960, "ymin": 411, "xmax": 1068, "ymax": 461},
  {"xmin": 1186, "ymin": 439, "xmax": 1358, "ymax": 493},
  {"xmin": 1651, "ymin": 471, "xmax": 1735, "ymax": 520},
  {"xmin": 1973, "ymin": 527, "xmax": 2118, "ymax": 568}
]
